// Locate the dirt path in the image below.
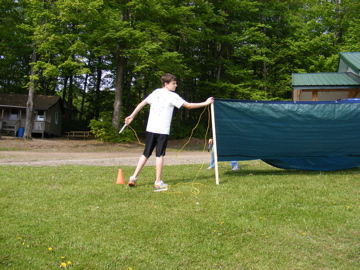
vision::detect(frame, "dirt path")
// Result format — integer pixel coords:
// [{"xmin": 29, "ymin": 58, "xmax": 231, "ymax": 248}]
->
[{"xmin": 0, "ymin": 137, "xmax": 211, "ymax": 167}]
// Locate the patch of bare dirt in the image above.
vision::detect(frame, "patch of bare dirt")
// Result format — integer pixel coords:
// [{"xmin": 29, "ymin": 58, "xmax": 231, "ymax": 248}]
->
[{"xmin": 0, "ymin": 136, "xmax": 210, "ymax": 167}]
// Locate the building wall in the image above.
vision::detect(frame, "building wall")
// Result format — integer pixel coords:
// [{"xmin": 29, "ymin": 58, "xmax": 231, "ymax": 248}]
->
[
  {"xmin": 0, "ymin": 108, "xmax": 26, "ymax": 129},
  {"xmin": 1, "ymin": 103, "xmax": 62, "ymax": 137},
  {"xmin": 47, "ymin": 103, "xmax": 62, "ymax": 136},
  {"xmin": 293, "ymin": 89, "xmax": 357, "ymax": 101}
]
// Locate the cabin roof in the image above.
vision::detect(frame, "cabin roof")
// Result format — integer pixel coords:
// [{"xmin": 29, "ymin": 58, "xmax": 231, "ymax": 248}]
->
[
  {"xmin": 0, "ymin": 94, "xmax": 61, "ymax": 110},
  {"xmin": 338, "ymin": 52, "xmax": 360, "ymax": 75},
  {"xmin": 292, "ymin": 72, "xmax": 360, "ymax": 90}
]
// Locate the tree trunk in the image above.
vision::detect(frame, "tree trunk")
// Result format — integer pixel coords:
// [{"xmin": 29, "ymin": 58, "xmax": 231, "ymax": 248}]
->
[
  {"xmin": 333, "ymin": 0, "xmax": 342, "ymax": 45},
  {"xmin": 112, "ymin": 55, "xmax": 126, "ymax": 130},
  {"xmin": 24, "ymin": 50, "xmax": 38, "ymax": 140},
  {"xmin": 80, "ymin": 73, "xmax": 89, "ymax": 121},
  {"xmin": 62, "ymin": 76, "xmax": 68, "ymax": 101},
  {"xmin": 95, "ymin": 57, "xmax": 102, "ymax": 120},
  {"xmin": 66, "ymin": 75, "xmax": 73, "ymax": 120},
  {"xmin": 216, "ymin": 43, "xmax": 224, "ymax": 82}
]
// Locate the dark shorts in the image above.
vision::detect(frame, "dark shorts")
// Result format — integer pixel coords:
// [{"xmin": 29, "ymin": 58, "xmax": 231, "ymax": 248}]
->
[{"xmin": 143, "ymin": 132, "xmax": 169, "ymax": 158}]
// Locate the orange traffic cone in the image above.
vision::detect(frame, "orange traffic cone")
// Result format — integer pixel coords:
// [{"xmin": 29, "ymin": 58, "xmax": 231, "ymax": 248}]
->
[{"xmin": 116, "ymin": 169, "xmax": 125, "ymax": 184}]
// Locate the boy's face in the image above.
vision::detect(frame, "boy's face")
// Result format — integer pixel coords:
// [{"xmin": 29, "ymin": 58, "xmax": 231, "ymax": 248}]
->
[{"xmin": 164, "ymin": 80, "xmax": 177, "ymax": 91}]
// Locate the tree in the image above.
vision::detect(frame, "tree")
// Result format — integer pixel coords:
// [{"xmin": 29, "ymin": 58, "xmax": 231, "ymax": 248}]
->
[
  {"xmin": 2, "ymin": 0, "xmax": 359, "ymax": 141},
  {"xmin": 340, "ymin": 0, "xmax": 360, "ymax": 52},
  {"xmin": 0, "ymin": 0, "xmax": 32, "ymax": 93}
]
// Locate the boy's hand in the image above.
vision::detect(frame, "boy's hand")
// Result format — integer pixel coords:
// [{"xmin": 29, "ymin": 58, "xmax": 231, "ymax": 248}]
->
[
  {"xmin": 125, "ymin": 116, "xmax": 133, "ymax": 125},
  {"xmin": 206, "ymin": 97, "xmax": 214, "ymax": 104}
]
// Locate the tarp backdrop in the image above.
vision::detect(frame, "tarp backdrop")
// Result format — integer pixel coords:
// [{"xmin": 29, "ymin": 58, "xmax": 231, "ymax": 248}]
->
[{"xmin": 213, "ymin": 99, "xmax": 360, "ymax": 171}]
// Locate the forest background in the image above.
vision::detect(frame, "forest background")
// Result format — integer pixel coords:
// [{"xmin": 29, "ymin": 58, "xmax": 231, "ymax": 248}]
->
[{"xmin": 1, "ymin": 0, "xmax": 360, "ymax": 141}]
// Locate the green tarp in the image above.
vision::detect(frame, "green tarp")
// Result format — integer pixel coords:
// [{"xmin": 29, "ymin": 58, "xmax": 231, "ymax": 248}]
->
[{"xmin": 213, "ymin": 99, "xmax": 360, "ymax": 171}]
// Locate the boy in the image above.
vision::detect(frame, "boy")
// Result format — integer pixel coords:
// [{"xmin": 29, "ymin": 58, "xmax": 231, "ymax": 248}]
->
[{"xmin": 124, "ymin": 73, "xmax": 214, "ymax": 189}]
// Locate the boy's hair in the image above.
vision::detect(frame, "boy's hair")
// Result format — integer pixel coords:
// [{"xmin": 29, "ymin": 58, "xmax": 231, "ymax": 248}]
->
[{"xmin": 161, "ymin": 73, "xmax": 176, "ymax": 86}]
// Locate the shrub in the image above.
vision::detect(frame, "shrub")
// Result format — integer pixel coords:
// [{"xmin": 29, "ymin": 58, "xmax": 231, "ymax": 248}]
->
[{"xmin": 89, "ymin": 117, "xmax": 134, "ymax": 143}]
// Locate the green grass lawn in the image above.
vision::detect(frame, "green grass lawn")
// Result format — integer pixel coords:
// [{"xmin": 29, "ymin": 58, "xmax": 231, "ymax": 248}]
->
[{"xmin": 1, "ymin": 161, "xmax": 359, "ymax": 269}]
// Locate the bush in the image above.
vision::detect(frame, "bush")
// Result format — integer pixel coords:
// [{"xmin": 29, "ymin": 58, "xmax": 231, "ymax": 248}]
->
[{"xmin": 89, "ymin": 117, "xmax": 135, "ymax": 143}]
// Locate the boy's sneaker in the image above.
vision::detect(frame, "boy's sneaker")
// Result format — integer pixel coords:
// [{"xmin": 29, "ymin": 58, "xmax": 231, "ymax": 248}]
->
[
  {"xmin": 232, "ymin": 165, "xmax": 240, "ymax": 171},
  {"xmin": 154, "ymin": 180, "xmax": 168, "ymax": 189},
  {"xmin": 128, "ymin": 176, "xmax": 137, "ymax": 187}
]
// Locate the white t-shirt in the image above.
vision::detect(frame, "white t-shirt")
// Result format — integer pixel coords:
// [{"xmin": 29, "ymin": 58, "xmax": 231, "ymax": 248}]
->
[{"xmin": 145, "ymin": 88, "xmax": 185, "ymax": 135}]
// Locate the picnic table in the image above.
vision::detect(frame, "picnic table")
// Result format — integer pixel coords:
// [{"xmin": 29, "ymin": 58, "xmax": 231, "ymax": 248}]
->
[{"xmin": 65, "ymin": 131, "xmax": 91, "ymax": 140}]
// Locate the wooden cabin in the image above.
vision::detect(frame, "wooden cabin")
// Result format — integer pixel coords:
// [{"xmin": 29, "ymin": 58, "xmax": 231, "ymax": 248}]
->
[
  {"xmin": 0, "ymin": 94, "xmax": 62, "ymax": 138},
  {"xmin": 292, "ymin": 52, "xmax": 360, "ymax": 101}
]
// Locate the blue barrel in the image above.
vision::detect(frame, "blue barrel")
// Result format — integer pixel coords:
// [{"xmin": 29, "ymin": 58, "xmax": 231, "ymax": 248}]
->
[{"xmin": 17, "ymin": 128, "xmax": 25, "ymax": 137}]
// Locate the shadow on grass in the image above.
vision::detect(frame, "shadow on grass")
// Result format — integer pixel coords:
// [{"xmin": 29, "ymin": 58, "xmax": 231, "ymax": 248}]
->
[
  {"xmin": 166, "ymin": 174, "xmax": 217, "ymax": 185},
  {"xmin": 220, "ymin": 165, "xmax": 360, "ymax": 179},
  {"xmin": 154, "ymin": 162, "xmax": 360, "ymax": 186}
]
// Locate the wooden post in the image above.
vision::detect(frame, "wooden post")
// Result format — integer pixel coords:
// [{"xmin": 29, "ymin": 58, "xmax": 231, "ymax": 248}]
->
[{"xmin": 211, "ymin": 103, "xmax": 220, "ymax": 185}]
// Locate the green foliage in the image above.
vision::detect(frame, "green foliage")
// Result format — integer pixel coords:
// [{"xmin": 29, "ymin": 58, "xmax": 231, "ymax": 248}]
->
[
  {"xmin": 1, "ymin": 162, "xmax": 359, "ymax": 269},
  {"xmin": 2, "ymin": 0, "xmax": 360, "ymax": 137},
  {"xmin": 89, "ymin": 116, "xmax": 135, "ymax": 143},
  {"xmin": 340, "ymin": 0, "xmax": 360, "ymax": 52}
]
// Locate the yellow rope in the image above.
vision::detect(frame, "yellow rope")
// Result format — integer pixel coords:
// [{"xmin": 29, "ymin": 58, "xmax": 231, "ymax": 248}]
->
[
  {"xmin": 164, "ymin": 106, "xmax": 211, "ymax": 195},
  {"xmin": 128, "ymin": 125, "xmax": 145, "ymax": 146},
  {"xmin": 178, "ymin": 105, "xmax": 210, "ymax": 153}
]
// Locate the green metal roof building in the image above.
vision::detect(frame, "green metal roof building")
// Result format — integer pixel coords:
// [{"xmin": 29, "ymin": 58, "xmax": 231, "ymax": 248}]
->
[{"xmin": 292, "ymin": 52, "xmax": 360, "ymax": 101}]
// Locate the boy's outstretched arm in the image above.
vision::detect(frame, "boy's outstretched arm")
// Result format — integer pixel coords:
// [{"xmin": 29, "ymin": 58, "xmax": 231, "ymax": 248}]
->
[
  {"xmin": 182, "ymin": 97, "xmax": 214, "ymax": 109},
  {"xmin": 125, "ymin": 100, "xmax": 148, "ymax": 125}
]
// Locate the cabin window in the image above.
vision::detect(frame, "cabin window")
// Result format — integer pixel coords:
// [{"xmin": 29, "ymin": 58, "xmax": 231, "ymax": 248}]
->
[
  {"xmin": 9, "ymin": 109, "xmax": 19, "ymax": 120},
  {"xmin": 36, "ymin": 110, "xmax": 45, "ymax": 121}
]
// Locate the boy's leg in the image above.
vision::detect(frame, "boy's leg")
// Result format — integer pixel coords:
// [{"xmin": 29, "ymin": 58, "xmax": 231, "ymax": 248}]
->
[
  {"xmin": 154, "ymin": 155, "xmax": 168, "ymax": 189},
  {"xmin": 154, "ymin": 134, "xmax": 168, "ymax": 188},
  {"xmin": 133, "ymin": 155, "xmax": 149, "ymax": 178},
  {"xmin": 208, "ymin": 149, "xmax": 215, "ymax": 169},
  {"xmin": 155, "ymin": 156, "xmax": 164, "ymax": 182},
  {"xmin": 128, "ymin": 132, "xmax": 156, "ymax": 187},
  {"xmin": 128, "ymin": 155, "xmax": 148, "ymax": 187},
  {"xmin": 131, "ymin": 132, "xmax": 156, "ymax": 179}
]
